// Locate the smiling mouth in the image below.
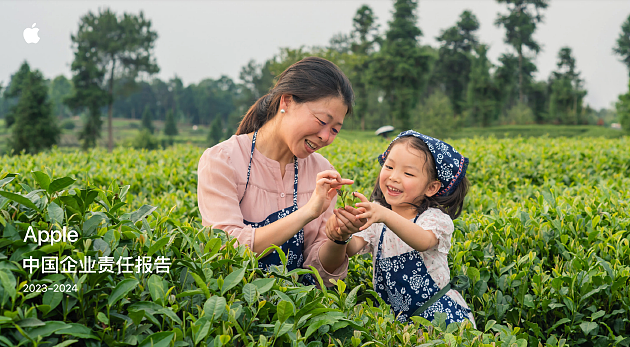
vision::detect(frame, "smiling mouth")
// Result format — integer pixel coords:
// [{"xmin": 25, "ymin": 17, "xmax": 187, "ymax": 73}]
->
[
  {"xmin": 387, "ymin": 186, "xmax": 402, "ymax": 194},
  {"xmin": 305, "ymin": 139, "xmax": 318, "ymax": 150}
]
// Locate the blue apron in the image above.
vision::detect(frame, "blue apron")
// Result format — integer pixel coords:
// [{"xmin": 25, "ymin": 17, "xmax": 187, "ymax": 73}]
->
[
  {"xmin": 240, "ymin": 131, "xmax": 315, "ymax": 285},
  {"xmin": 373, "ymin": 215, "xmax": 471, "ymax": 324}
]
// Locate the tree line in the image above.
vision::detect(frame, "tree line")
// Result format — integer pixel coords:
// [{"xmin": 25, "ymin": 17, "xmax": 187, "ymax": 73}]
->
[{"xmin": 1, "ymin": 0, "xmax": 630, "ymax": 154}]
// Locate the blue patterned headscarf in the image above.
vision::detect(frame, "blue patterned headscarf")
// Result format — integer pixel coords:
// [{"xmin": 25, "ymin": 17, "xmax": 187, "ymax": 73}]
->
[{"xmin": 377, "ymin": 130, "xmax": 469, "ymax": 197}]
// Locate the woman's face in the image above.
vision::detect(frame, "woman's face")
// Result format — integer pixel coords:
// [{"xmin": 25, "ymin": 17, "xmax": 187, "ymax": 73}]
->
[{"xmin": 281, "ymin": 96, "xmax": 347, "ymax": 158}]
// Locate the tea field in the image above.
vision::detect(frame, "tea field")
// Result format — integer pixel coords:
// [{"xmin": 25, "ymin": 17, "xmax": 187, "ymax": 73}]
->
[{"xmin": 0, "ymin": 135, "xmax": 629, "ymax": 346}]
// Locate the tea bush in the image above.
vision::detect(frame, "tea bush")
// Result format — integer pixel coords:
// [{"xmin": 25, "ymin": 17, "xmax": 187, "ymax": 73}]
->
[{"xmin": 0, "ymin": 135, "xmax": 628, "ymax": 346}]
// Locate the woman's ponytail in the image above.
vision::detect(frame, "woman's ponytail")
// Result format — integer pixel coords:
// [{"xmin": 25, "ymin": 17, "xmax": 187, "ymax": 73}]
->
[{"xmin": 237, "ymin": 93, "xmax": 277, "ymax": 135}]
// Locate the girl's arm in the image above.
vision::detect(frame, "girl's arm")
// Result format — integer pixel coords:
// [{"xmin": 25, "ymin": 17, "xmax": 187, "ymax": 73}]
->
[
  {"xmin": 380, "ymin": 210, "xmax": 438, "ymax": 252},
  {"xmin": 354, "ymin": 193, "xmax": 438, "ymax": 253}
]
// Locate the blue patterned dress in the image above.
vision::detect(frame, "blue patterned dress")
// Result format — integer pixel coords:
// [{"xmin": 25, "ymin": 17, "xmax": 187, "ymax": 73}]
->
[{"xmin": 366, "ymin": 213, "xmax": 472, "ymax": 324}]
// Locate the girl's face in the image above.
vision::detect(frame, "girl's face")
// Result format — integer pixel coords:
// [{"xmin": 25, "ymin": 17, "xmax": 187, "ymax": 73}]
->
[
  {"xmin": 379, "ymin": 142, "xmax": 441, "ymax": 216},
  {"xmin": 280, "ymin": 96, "xmax": 347, "ymax": 158}
]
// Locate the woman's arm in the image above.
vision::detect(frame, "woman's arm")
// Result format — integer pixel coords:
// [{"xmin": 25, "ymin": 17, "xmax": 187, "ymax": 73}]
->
[
  {"xmin": 318, "ymin": 211, "xmax": 368, "ymax": 273},
  {"xmin": 198, "ymin": 143, "xmax": 352, "ymax": 255}
]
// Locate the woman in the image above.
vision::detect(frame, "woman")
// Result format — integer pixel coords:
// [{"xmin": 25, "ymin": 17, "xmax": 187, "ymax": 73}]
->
[{"xmin": 197, "ymin": 57, "xmax": 354, "ymax": 287}]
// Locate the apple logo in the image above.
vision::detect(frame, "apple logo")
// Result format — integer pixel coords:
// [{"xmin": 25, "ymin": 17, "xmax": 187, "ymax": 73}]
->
[{"xmin": 23, "ymin": 23, "xmax": 40, "ymax": 44}]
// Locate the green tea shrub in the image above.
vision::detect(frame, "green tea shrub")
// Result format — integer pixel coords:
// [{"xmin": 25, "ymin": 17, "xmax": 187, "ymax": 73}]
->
[
  {"xmin": 0, "ymin": 135, "xmax": 628, "ymax": 346},
  {"xmin": 0, "ymin": 172, "xmax": 515, "ymax": 346}
]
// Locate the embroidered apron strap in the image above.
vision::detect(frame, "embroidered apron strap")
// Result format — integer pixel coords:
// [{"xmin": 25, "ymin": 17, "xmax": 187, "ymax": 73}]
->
[
  {"xmin": 240, "ymin": 131, "xmax": 258, "ymax": 205},
  {"xmin": 410, "ymin": 274, "xmax": 470, "ymax": 318},
  {"xmin": 292, "ymin": 156, "xmax": 298, "ymax": 208}
]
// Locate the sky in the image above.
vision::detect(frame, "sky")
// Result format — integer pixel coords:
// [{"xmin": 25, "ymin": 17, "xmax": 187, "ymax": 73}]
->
[{"xmin": 1, "ymin": 0, "xmax": 629, "ymax": 110}]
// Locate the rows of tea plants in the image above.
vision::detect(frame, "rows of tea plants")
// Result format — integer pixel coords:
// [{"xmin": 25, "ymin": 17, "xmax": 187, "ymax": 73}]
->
[
  {"xmin": 323, "ymin": 136, "xmax": 630, "ymax": 346},
  {"xmin": 0, "ymin": 135, "xmax": 628, "ymax": 346}
]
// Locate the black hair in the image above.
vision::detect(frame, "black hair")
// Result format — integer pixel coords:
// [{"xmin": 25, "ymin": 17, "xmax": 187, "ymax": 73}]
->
[
  {"xmin": 370, "ymin": 137, "xmax": 469, "ymax": 220},
  {"xmin": 236, "ymin": 57, "xmax": 354, "ymax": 135}
]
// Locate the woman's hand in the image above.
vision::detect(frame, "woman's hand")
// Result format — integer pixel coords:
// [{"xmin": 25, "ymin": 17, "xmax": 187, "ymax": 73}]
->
[
  {"xmin": 305, "ymin": 170, "xmax": 353, "ymax": 220},
  {"xmin": 354, "ymin": 192, "xmax": 388, "ymax": 231},
  {"xmin": 332, "ymin": 199, "xmax": 367, "ymax": 236},
  {"xmin": 325, "ymin": 214, "xmax": 345, "ymax": 241}
]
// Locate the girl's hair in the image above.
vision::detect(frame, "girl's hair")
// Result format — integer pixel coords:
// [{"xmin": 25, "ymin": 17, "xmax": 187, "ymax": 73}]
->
[
  {"xmin": 236, "ymin": 57, "xmax": 354, "ymax": 135},
  {"xmin": 370, "ymin": 137, "xmax": 469, "ymax": 220}
]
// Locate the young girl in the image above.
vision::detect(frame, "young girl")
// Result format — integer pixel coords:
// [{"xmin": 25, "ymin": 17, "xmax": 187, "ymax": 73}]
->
[{"xmin": 323, "ymin": 130, "xmax": 474, "ymax": 326}]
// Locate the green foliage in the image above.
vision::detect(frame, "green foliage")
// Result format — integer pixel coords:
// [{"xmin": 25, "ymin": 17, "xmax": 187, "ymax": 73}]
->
[
  {"xmin": 617, "ymin": 80, "xmax": 630, "ymax": 133},
  {"xmin": 68, "ymin": 7, "xmax": 159, "ymax": 150},
  {"xmin": 78, "ymin": 107, "xmax": 103, "ymax": 150},
  {"xmin": 207, "ymin": 117, "xmax": 224, "ymax": 147},
  {"xmin": 141, "ymin": 105, "xmax": 155, "ymax": 134},
  {"xmin": 7, "ymin": 63, "xmax": 60, "ymax": 155},
  {"xmin": 504, "ymin": 102, "xmax": 535, "ymax": 125},
  {"xmin": 349, "ymin": 5, "xmax": 380, "ymax": 131},
  {"xmin": 60, "ymin": 119, "xmax": 76, "ymax": 130},
  {"xmin": 466, "ymin": 45, "xmax": 498, "ymax": 127},
  {"xmin": 132, "ymin": 128, "xmax": 159, "ymax": 150},
  {"xmin": 164, "ymin": 109, "xmax": 178, "ymax": 136},
  {"xmin": 322, "ymin": 136, "xmax": 630, "ymax": 346},
  {"xmin": 0, "ymin": 166, "xmax": 515, "ymax": 346},
  {"xmin": 369, "ymin": 0, "xmax": 432, "ymax": 130},
  {"xmin": 495, "ymin": 0, "xmax": 549, "ymax": 103},
  {"xmin": 432, "ymin": 10, "xmax": 480, "ymax": 116},
  {"xmin": 494, "ymin": 53, "xmax": 538, "ymax": 119},
  {"xmin": 412, "ymin": 90, "xmax": 457, "ymax": 139},
  {"xmin": 48, "ymin": 75, "xmax": 74, "ymax": 118},
  {"xmin": 2, "ymin": 61, "xmax": 32, "ymax": 129},
  {"xmin": 613, "ymin": 14, "xmax": 630, "ymax": 75},
  {"xmin": 0, "ymin": 135, "xmax": 629, "ymax": 345},
  {"xmin": 548, "ymin": 47, "xmax": 587, "ymax": 125}
]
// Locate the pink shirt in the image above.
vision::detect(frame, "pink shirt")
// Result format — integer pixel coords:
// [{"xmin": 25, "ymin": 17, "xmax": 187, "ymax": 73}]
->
[{"xmin": 197, "ymin": 134, "xmax": 349, "ymax": 287}]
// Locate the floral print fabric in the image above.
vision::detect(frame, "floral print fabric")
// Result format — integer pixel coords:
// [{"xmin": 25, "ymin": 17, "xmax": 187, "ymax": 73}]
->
[{"xmin": 354, "ymin": 207, "xmax": 475, "ymax": 326}]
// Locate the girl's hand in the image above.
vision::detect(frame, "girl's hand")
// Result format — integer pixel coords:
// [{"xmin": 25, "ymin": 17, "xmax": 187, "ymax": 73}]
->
[
  {"xmin": 305, "ymin": 170, "xmax": 353, "ymax": 220},
  {"xmin": 354, "ymin": 192, "xmax": 387, "ymax": 231},
  {"xmin": 332, "ymin": 199, "xmax": 367, "ymax": 235}
]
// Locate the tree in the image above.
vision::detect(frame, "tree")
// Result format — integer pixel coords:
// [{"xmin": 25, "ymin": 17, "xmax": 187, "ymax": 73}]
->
[
  {"xmin": 432, "ymin": 10, "xmax": 480, "ymax": 116},
  {"xmin": 616, "ymin": 80, "xmax": 630, "ymax": 133},
  {"xmin": 164, "ymin": 109, "xmax": 178, "ymax": 136},
  {"xmin": 349, "ymin": 5, "xmax": 380, "ymax": 130},
  {"xmin": 369, "ymin": 0, "xmax": 432, "ymax": 130},
  {"xmin": 48, "ymin": 75, "xmax": 74, "ymax": 118},
  {"xmin": 495, "ymin": 0, "xmax": 549, "ymax": 103},
  {"xmin": 412, "ymin": 90, "xmax": 455, "ymax": 139},
  {"xmin": 613, "ymin": 14, "xmax": 630, "ymax": 75},
  {"xmin": 64, "ymin": 36, "xmax": 109, "ymax": 149},
  {"xmin": 465, "ymin": 45, "xmax": 498, "ymax": 127},
  {"xmin": 141, "ymin": 104, "xmax": 154, "ymax": 134},
  {"xmin": 2, "ymin": 61, "xmax": 32, "ymax": 128},
  {"xmin": 548, "ymin": 47, "xmax": 587, "ymax": 124},
  {"xmin": 208, "ymin": 116, "xmax": 224, "ymax": 147},
  {"xmin": 8, "ymin": 63, "xmax": 60, "ymax": 154},
  {"xmin": 527, "ymin": 80, "xmax": 550, "ymax": 123},
  {"xmin": 494, "ymin": 53, "xmax": 537, "ymax": 118},
  {"xmin": 69, "ymin": 7, "xmax": 159, "ymax": 152}
]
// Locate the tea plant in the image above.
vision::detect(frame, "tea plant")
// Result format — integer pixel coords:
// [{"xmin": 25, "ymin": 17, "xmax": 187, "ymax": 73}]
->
[{"xmin": 0, "ymin": 134, "xmax": 628, "ymax": 346}]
